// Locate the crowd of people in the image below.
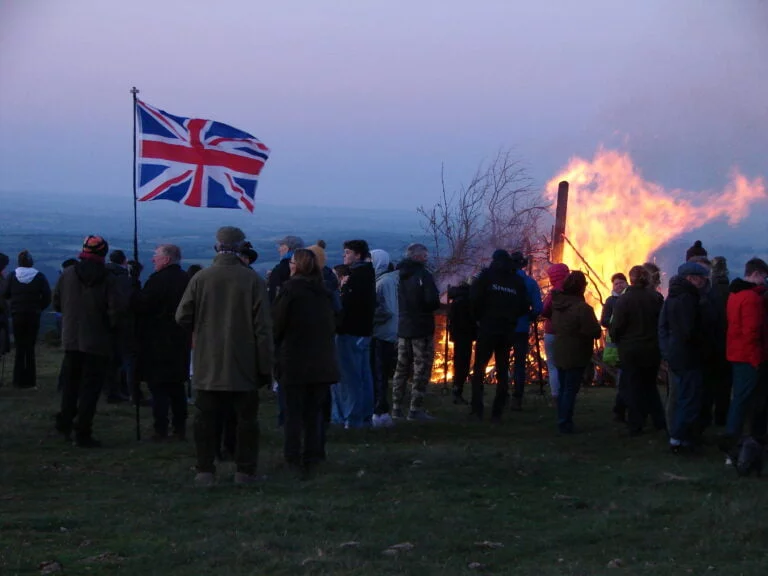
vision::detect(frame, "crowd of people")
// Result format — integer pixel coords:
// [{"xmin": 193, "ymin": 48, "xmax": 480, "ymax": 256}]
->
[{"xmin": 0, "ymin": 233, "xmax": 766, "ymax": 482}]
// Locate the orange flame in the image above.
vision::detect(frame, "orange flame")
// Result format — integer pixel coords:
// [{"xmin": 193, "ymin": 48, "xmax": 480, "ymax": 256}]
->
[{"xmin": 546, "ymin": 147, "xmax": 766, "ymax": 309}]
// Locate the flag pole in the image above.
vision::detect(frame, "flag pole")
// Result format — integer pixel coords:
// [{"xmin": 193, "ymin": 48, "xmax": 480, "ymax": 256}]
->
[
  {"xmin": 131, "ymin": 87, "xmax": 140, "ymax": 263},
  {"xmin": 130, "ymin": 86, "xmax": 141, "ymax": 442}
]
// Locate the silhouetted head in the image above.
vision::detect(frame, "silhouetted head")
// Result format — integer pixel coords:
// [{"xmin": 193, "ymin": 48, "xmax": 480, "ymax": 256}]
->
[
  {"xmin": 291, "ymin": 248, "xmax": 321, "ymax": 280},
  {"xmin": 628, "ymin": 265, "xmax": 650, "ymax": 287},
  {"xmin": 109, "ymin": 250, "xmax": 127, "ymax": 265},
  {"xmin": 18, "ymin": 250, "xmax": 34, "ymax": 268},
  {"xmin": 562, "ymin": 271, "xmax": 588, "ymax": 297}
]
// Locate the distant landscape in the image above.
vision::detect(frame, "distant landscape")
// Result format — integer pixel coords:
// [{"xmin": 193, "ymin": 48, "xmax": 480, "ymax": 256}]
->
[
  {"xmin": 1, "ymin": 190, "xmax": 764, "ymax": 299},
  {"xmin": 0, "ymin": 190, "xmax": 428, "ymax": 283}
]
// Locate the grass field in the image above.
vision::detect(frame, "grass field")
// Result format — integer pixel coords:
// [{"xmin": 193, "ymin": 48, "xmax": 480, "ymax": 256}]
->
[{"xmin": 1, "ymin": 346, "xmax": 767, "ymax": 576}]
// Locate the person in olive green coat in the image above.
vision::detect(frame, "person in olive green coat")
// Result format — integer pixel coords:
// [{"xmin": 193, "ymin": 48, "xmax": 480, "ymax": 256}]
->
[
  {"xmin": 551, "ymin": 271, "xmax": 602, "ymax": 433},
  {"xmin": 176, "ymin": 227, "xmax": 273, "ymax": 486}
]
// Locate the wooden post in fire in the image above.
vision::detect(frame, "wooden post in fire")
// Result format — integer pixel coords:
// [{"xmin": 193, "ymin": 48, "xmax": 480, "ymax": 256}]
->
[
  {"xmin": 551, "ymin": 181, "xmax": 569, "ymax": 263},
  {"xmin": 443, "ymin": 285, "xmax": 450, "ymax": 392}
]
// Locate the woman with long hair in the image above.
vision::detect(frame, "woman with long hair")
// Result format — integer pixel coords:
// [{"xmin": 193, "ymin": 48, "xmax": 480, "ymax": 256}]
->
[{"xmin": 272, "ymin": 249, "xmax": 340, "ymax": 477}]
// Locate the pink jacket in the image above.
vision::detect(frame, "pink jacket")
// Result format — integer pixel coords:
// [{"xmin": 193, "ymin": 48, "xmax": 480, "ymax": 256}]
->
[{"xmin": 542, "ymin": 263, "xmax": 570, "ymax": 334}]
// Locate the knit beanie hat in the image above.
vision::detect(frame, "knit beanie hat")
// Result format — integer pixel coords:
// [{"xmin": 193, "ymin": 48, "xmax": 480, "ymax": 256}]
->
[
  {"xmin": 216, "ymin": 226, "xmax": 246, "ymax": 252},
  {"xmin": 307, "ymin": 243, "xmax": 327, "ymax": 269},
  {"xmin": 546, "ymin": 263, "xmax": 570, "ymax": 289},
  {"xmin": 81, "ymin": 235, "xmax": 109, "ymax": 258},
  {"xmin": 685, "ymin": 240, "xmax": 707, "ymax": 262}
]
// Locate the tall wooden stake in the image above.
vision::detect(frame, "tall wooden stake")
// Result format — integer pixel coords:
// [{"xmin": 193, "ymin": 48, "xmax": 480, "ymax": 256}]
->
[{"xmin": 551, "ymin": 181, "xmax": 569, "ymax": 263}]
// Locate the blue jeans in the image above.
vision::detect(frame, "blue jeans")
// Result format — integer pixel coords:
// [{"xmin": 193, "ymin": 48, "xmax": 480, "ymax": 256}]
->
[
  {"xmin": 556, "ymin": 367, "xmax": 584, "ymax": 433},
  {"xmin": 332, "ymin": 335, "xmax": 374, "ymax": 428},
  {"xmin": 512, "ymin": 332, "xmax": 529, "ymax": 399},
  {"xmin": 727, "ymin": 362, "xmax": 759, "ymax": 438},
  {"xmin": 671, "ymin": 369, "xmax": 703, "ymax": 443},
  {"xmin": 543, "ymin": 334, "xmax": 559, "ymax": 397}
]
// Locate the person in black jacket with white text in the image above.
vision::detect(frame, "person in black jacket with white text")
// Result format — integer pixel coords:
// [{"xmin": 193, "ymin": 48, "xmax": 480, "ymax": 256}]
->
[{"xmin": 469, "ymin": 249, "xmax": 527, "ymax": 421}]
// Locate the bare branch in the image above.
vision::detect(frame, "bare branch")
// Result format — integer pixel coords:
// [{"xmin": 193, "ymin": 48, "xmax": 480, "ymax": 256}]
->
[{"xmin": 418, "ymin": 148, "xmax": 552, "ymax": 287}]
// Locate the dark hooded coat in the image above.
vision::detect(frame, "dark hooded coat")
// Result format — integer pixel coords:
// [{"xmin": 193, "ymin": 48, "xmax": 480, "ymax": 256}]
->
[
  {"xmin": 397, "ymin": 258, "xmax": 440, "ymax": 339},
  {"xmin": 657, "ymin": 275, "xmax": 703, "ymax": 372},
  {"xmin": 52, "ymin": 259, "xmax": 121, "ymax": 357},
  {"xmin": 551, "ymin": 291, "xmax": 602, "ymax": 369}
]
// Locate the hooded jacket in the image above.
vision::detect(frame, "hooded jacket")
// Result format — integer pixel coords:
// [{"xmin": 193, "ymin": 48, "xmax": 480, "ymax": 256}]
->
[
  {"xmin": 272, "ymin": 276, "xmax": 340, "ymax": 386},
  {"xmin": 551, "ymin": 291, "xmax": 601, "ymax": 369},
  {"xmin": 338, "ymin": 261, "xmax": 376, "ymax": 337},
  {"xmin": 542, "ymin": 263, "xmax": 569, "ymax": 334},
  {"xmin": 609, "ymin": 285, "xmax": 663, "ymax": 367},
  {"xmin": 726, "ymin": 278, "xmax": 767, "ymax": 368},
  {"xmin": 3, "ymin": 266, "xmax": 51, "ymax": 316},
  {"xmin": 53, "ymin": 259, "xmax": 120, "ymax": 357},
  {"xmin": 657, "ymin": 275, "xmax": 702, "ymax": 372},
  {"xmin": 176, "ymin": 253, "xmax": 273, "ymax": 391},
  {"xmin": 471, "ymin": 257, "xmax": 528, "ymax": 336},
  {"xmin": 371, "ymin": 250, "xmax": 398, "ymax": 343},
  {"xmin": 397, "ymin": 258, "xmax": 440, "ymax": 339}
]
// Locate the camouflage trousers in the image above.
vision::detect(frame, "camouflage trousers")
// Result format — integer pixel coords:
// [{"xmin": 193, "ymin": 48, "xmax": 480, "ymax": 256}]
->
[{"xmin": 392, "ymin": 337, "xmax": 435, "ymax": 412}]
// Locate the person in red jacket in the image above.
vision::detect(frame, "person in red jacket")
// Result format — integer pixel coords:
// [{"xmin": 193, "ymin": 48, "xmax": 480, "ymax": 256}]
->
[{"xmin": 725, "ymin": 258, "xmax": 768, "ymax": 442}]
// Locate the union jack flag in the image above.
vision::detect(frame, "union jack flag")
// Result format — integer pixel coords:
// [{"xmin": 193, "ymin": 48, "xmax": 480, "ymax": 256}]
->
[{"xmin": 136, "ymin": 100, "xmax": 270, "ymax": 213}]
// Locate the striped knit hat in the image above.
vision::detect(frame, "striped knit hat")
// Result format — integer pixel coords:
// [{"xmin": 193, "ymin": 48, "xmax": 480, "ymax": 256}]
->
[{"xmin": 81, "ymin": 235, "xmax": 109, "ymax": 257}]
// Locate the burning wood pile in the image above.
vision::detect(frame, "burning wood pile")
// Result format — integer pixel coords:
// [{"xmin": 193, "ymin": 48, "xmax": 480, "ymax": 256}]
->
[{"xmin": 425, "ymin": 146, "xmax": 767, "ymax": 391}]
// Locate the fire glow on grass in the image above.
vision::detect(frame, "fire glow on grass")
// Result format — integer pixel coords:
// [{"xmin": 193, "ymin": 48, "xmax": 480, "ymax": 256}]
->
[{"xmin": 545, "ymin": 147, "xmax": 766, "ymax": 315}]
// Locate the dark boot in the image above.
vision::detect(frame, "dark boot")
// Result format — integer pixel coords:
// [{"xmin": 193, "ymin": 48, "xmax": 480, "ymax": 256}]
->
[{"xmin": 452, "ymin": 385, "xmax": 468, "ymax": 405}]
